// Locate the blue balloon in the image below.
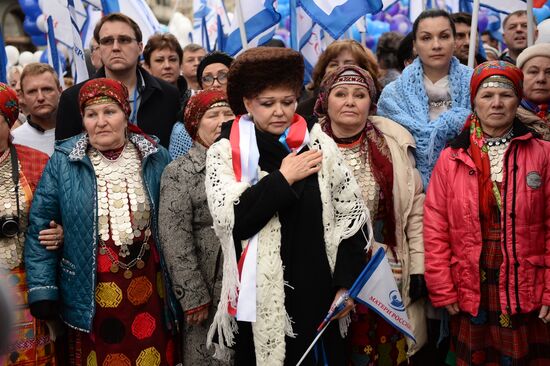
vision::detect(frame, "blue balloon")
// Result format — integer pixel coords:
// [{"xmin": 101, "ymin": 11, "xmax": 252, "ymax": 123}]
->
[
  {"xmin": 534, "ymin": 5, "xmax": 550, "ymax": 24},
  {"xmin": 31, "ymin": 34, "xmax": 47, "ymax": 47},
  {"xmin": 23, "ymin": 17, "xmax": 41, "ymax": 36},
  {"xmin": 390, "ymin": 14, "xmax": 411, "ymax": 34},
  {"xmin": 367, "ymin": 19, "xmax": 390, "ymax": 36},
  {"xmin": 19, "ymin": 0, "xmax": 41, "ymax": 18}
]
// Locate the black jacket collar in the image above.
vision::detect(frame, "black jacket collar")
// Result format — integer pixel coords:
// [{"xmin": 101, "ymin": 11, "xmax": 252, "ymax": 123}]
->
[{"xmin": 449, "ymin": 118, "xmax": 537, "ymax": 150}]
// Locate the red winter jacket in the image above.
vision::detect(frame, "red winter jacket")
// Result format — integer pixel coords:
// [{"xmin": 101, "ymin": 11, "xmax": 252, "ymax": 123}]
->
[{"xmin": 424, "ymin": 121, "xmax": 550, "ymax": 316}]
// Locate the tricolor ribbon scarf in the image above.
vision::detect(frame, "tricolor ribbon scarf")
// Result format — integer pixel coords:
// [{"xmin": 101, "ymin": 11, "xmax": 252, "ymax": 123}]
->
[{"xmin": 228, "ymin": 113, "xmax": 310, "ymax": 321}]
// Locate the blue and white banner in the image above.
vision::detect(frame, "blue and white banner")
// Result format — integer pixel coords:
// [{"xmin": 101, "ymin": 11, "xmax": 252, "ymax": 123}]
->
[
  {"xmin": 348, "ymin": 247, "xmax": 416, "ymax": 342},
  {"xmin": 224, "ymin": 0, "xmax": 281, "ymax": 56},
  {"xmin": 193, "ymin": 0, "xmax": 231, "ymax": 52},
  {"xmin": 297, "ymin": 6, "xmax": 323, "ymax": 84},
  {"xmin": 39, "ymin": 0, "xmax": 87, "ymax": 49},
  {"xmin": 469, "ymin": 0, "xmax": 528, "ymax": 14},
  {"xmin": 299, "ymin": 0, "xmax": 383, "ymax": 39},
  {"xmin": 68, "ymin": 0, "xmax": 89, "ymax": 83}
]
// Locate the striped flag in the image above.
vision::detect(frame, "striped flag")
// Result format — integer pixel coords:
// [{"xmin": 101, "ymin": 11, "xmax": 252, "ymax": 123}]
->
[
  {"xmin": 296, "ymin": 6, "xmax": 323, "ymax": 84},
  {"xmin": 68, "ymin": 0, "xmax": 89, "ymax": 83},
  {"xmin": 299, "ymin": 0, "xmax": 383, "ymax": 39},
  {"xmin": 193, "ymin": 0, "xmax": 231, "ymax": 51},
  {"xmin": 224, "ymin": 0, "xmax": 281, "ymax": 56}
]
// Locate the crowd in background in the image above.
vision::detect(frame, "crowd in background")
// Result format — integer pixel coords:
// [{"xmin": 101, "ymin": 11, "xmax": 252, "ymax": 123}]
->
[{"xmin": 0, "ymin": 7, "xmax": 550, "ymax": 366}]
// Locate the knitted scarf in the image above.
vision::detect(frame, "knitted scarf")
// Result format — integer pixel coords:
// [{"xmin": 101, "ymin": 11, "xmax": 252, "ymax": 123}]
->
[{"xmin": 377, "ymin": 57, "xmax": 473, "ymax": 189}]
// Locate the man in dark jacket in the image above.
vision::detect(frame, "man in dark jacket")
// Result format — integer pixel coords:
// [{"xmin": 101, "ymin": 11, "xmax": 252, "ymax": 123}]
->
[{"xmin": 55, "ymin": 13, "xmax": 179, "ymax": 148}]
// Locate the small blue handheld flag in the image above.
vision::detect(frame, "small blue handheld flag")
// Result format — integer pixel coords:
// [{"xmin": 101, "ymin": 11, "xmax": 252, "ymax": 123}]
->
[{"xmin": 349, "ymin": 247, "xmax": 416, "ymax": 341}]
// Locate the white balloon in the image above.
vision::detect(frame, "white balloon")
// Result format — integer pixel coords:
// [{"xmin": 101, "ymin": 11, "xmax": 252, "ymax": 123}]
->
[
  {"xmin": 36, "ymin": 14, "xmax": 47, "ymax": 33},
  {"xmin": 18, "ymin": 51, "xmax": 34, "ymax": 67},
  {"xmin": 32, "ymin": 50, "xmax": 43, "ymax": 63},
  {"xmin": 5, "ymin": 46, "xmax": 19, "ymax": 66},
  {"xmin": 168, "ymin": 12, "xmax": 193, "ymax": 47}
]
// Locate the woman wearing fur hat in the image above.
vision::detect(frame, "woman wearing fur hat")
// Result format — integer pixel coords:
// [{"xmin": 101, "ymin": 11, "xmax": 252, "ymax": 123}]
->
[
  {"xmin": 516, "ymin": 43, "xmax": 550, "ymax": 140},
  {"xmin": 159, "ymin": 90, "xmax": 234, "ymax": 365},
  {"xmin": 204, "ymin": 47, "xmax": 369, "ymax": 365}
]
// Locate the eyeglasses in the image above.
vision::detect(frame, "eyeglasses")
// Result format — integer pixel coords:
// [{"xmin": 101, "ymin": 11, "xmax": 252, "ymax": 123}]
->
[
  {"xmin": 98, "ymin": 36, "xmax": 137, "ymax": 46},
  {"xmin": 202, "ymin": 72, "xmax": 228, "ymax": 86}
]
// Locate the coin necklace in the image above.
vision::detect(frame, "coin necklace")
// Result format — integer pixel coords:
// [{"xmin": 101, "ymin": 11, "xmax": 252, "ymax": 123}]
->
[
  {"xmin": 0, "ymin": 149, "xmax": 28, "ymax": 270},
  {"xmin": 486, "ymin": 129, "xmax": 513, "ymax": 183},
  {"xmin": 338, "ymin": 138, "xmax": 380, "ymax": 215},
  {"xmin": 89, "ymin": 143, "xmax": 152, "ymax": 278}
]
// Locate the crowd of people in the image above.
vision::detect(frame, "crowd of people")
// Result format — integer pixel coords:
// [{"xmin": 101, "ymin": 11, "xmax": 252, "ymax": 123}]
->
[{"xmin": 0, "ymin": 7, "xmax": 549, "ymax": 366}]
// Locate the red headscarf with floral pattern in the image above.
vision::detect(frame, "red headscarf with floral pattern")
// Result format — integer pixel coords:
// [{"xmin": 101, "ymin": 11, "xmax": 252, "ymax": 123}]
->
[
  {"xmin": 78, "ymin": 78, "xmax": 131, "ymax": 117},
  {"xmin": 184, "ymin": 89, "xmax": 230, "ymax": 145},
  {"xmin": 0, "ymin": 82, "xmax": 19, "ymax": 128}
]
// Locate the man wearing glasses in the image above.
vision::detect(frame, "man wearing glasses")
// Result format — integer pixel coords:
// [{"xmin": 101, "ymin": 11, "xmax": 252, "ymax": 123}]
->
[{"xmin": 55, "ymin": 13, "xmax": 180, "ymax": 148}]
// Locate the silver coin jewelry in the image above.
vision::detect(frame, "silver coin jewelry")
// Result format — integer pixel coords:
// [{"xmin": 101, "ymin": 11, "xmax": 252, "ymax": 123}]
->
[
  {"xmin": 486, "ymin": 129, "xmax": 513, "ymax": 183},
  {"xmin": 89, "ymin": 143, "xmax": 152, "ymax": 278},
  {"xmin": 0, "ymin": 149, "xmax": 28, "ymax": 270}
]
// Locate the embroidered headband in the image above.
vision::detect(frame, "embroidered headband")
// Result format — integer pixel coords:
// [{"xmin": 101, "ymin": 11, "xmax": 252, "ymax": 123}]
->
[{"xmin": 0, "ymin": 82, "xmax": 19, "ymax": 128}]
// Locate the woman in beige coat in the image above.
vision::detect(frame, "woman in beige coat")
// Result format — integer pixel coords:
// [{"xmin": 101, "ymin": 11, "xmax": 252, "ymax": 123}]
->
[{"xmin": 314, "ymin": 65, "xmax": 427, "ymax": 365}]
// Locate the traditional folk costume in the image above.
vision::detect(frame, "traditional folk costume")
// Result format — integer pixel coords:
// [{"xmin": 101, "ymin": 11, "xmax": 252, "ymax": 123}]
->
[
  {"xmin": 314, "ymin": 66, "xmax": 427, "ymax": 365},
  {"xmin": 425, "ymin": 61, "xmax": 550, "ymax": 366},
  {"xmin": 25, "ymin": 79, "xmax": 177, "ymax": 366},
  {"xmin": 159, "ymin": 90, "xmax": 232, "ymax": 365},
  {"xmin": 0, "ymin": 83, "xmax": 53, "ymax": 365},
  {"xmin": 204, "ymin": 48, "xmax": 369, "ymax": 366}
]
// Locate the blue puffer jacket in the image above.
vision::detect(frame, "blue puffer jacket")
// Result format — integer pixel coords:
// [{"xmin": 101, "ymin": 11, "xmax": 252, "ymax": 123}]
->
[{"xmin": 25, "ymin": 132, "xmax": 180, "ymax": 332}]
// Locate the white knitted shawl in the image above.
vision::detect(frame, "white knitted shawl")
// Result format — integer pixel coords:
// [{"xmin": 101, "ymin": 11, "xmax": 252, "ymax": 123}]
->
[{"xmin": 205, "ymin": 124, "xmax": 369, "ymax": 365}]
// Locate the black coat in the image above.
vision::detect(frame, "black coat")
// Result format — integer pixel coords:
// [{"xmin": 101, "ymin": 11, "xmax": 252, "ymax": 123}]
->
[
  {"xmin": 219, "ymin": 120, "xmax": 366, "ymax": 366},
  {"xmin": 55, "ymin": 67, "xmax": 180, "ymax": 148}
]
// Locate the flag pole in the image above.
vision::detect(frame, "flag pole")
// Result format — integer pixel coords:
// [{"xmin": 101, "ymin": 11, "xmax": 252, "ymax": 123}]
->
[
  {"xmin": 0, "ymin": 27, "xmax": 8, "ymax": 84},
  {"xmin": 527, "ymin": 0, "xmax": 535, "ymax": 46},
  {"xmin": 295, "ymin": 321, "xmax": 331, "ymax": 366},
  {"xmin": 468, "ymin": 0, "xmax": 480, "ymax": 68},
  {"xmin": 289, "ymin": 0, "xmax": 298, "ymax": 50},
  {"xmin": 235, "ymin": 0, "xmax": 249, "ymax": 50}
]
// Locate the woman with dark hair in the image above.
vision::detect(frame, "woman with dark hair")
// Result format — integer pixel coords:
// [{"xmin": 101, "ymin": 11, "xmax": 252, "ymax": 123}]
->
[
  {"xmin": 297, "ymin": 39, "xmax": 380, "ymax": 118},
  {"xmin": 378, "ymin": 9, "xmax": 472, "ymax": 189},
  {"xmin": 314, "ymin": 65, "xmax": 427, "ymax": 364},
  {"xmin": 425, "ymin": 60, "xmax": 550, "ymax": 365},
  {"xmin": 205, "ymin": 47, "xmax": 369, "ymax": 365},
  {"xmin": 159, "ymin": 90, "xmax": 234, "ymax": 365}
]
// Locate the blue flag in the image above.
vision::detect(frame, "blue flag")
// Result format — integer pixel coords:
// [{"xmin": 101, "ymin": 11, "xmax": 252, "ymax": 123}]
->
[
  {"xmin": 299, "ymin": 0, "xmax": 383, "ymax": 39},
  {"xmin": 348, "ymin": 247, "xmax": 416, "ymax": 342}
]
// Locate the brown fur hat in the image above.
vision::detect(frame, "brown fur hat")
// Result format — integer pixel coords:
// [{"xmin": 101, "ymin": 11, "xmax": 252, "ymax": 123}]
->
[{"xmin": 227, "ymin": 47, "xmax": 304, "ymax": 115}]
